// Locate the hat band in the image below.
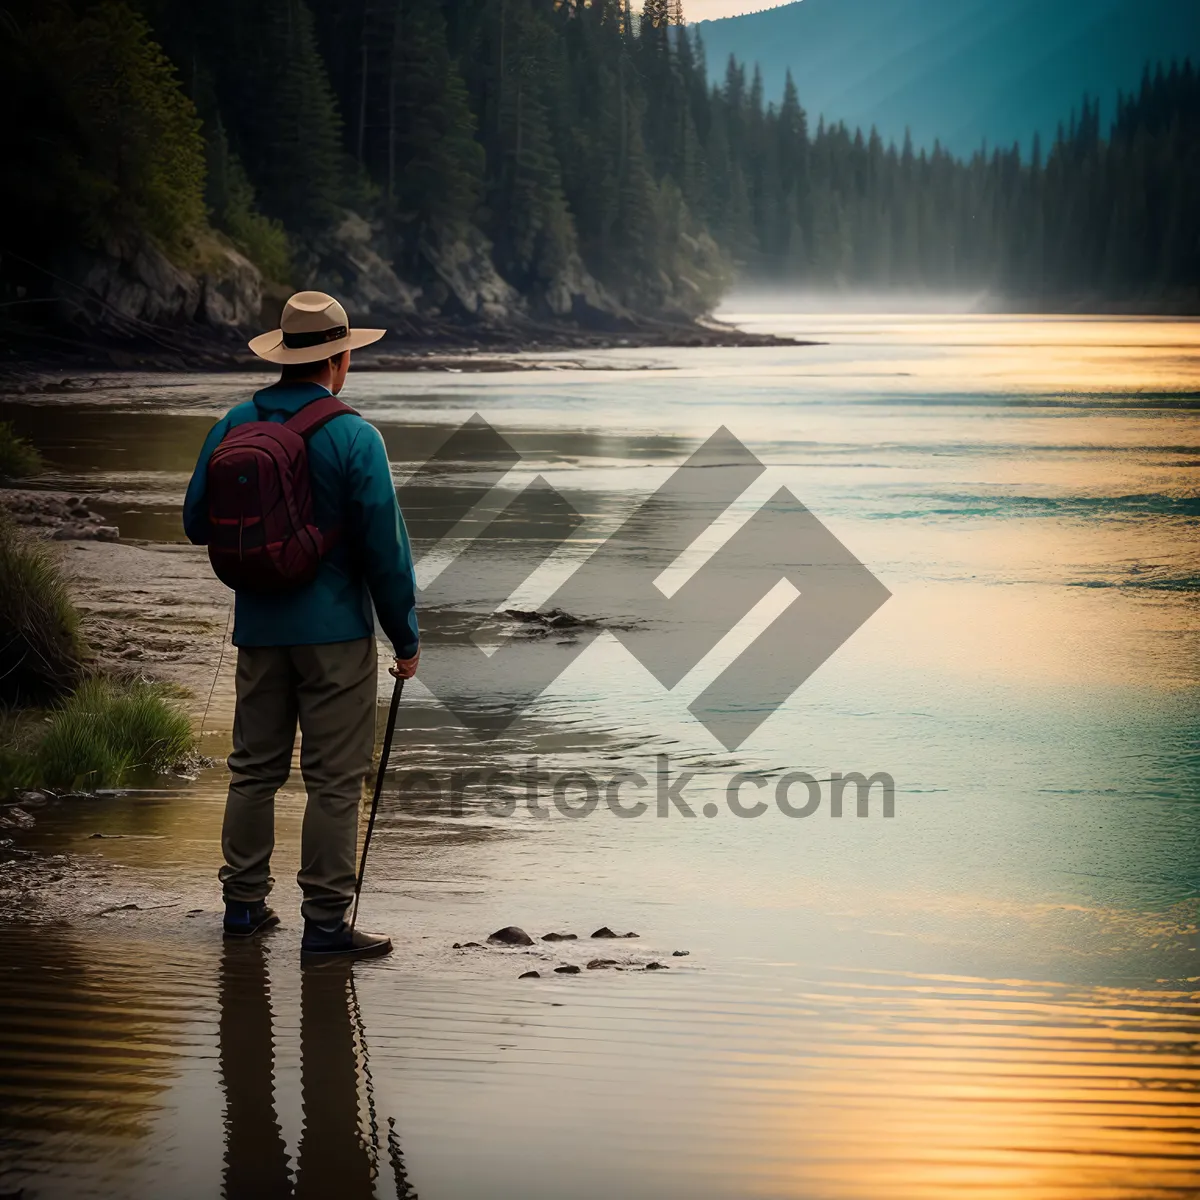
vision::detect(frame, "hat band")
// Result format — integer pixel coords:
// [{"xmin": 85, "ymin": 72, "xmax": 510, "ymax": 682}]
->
[{"xmin": 281, "ymin": 325, "xmax": 348, "ymax": 350}]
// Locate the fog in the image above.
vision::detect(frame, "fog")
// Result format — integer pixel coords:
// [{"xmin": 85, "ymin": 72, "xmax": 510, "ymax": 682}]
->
[{"xmin": 716, "ymin": 286, "xmax": 1000, "ymax": 316}]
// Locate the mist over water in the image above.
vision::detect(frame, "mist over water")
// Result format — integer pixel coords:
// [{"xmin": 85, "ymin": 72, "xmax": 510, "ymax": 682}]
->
[
  {"xmin": 718, "ymin": 286, "xmax": 998, "ymax": 314},
  {"xmin": 1, "ymin": 313, "xmax": 1198, "ymax": 1198}
]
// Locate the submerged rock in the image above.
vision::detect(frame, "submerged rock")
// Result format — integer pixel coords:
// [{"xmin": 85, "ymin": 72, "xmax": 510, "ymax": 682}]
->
[
  {"xmin": 644, "ymin": 962, "xmax": 668, "ymax": 970},
  {"xmin": 519, "ymin": 970, "xmax": 541, "ymax": 979},
  {"xmin": 586, "ymin": 959, "xmax": 618, "ymax": 970},
  {"xmin": 672, "ymin": 950, "xmax": 690, "ymax": 957},
  {"xmin": 553, "ymin": 964, "xmax": 581, "ymax": 975},
  {"xmin": 541, "ymin": 931, "xmax": 577, "ymax": 942},
  {"xmin": 452, "ymin": 941, "xmax": 484, "ymax": 950},
  {"xmin": 591, "ymin": 926, "xmax": 617, "ymax": 938},
  {"xmin": 487, "ymin": 926, "xmax": 534, "ymax": 946}
]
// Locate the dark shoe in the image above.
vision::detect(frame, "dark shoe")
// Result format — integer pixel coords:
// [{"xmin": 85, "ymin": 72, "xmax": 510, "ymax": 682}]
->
[
  {"xmin": 301, "ymin": 919, "xmax": 392, "ymax": 964},
  {"xmin": 223, "ymin": 900, "xmax": 280, "ymax": 938}
]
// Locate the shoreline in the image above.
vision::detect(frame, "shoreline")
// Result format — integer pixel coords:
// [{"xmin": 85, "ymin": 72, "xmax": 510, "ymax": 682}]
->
[{"xmin": 0, "ymin": 313, "xmax": 805, "ymax": 384}]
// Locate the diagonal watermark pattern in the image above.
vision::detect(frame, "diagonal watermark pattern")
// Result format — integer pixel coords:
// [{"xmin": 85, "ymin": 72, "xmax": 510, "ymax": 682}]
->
[{"xmin": 402, "ymin": 417, "xmax": 890, "ymax": 748}]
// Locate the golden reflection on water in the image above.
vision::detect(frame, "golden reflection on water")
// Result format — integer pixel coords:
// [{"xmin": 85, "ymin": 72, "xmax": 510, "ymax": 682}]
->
[{"xmin": 719, "ymin": 973, "xmax": 1200, "ymax": 1200}]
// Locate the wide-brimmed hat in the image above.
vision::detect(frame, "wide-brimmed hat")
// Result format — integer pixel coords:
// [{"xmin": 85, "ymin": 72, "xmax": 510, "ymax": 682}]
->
[{"xmin": 248, "ymin": 291, "xmax": 385, "ymax": 364}]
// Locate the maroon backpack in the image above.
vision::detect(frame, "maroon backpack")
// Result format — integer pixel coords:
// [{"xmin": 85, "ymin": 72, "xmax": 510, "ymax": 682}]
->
[{"xmin": 205, "ymin": 395, "xmax": 355, "ymax": 592}]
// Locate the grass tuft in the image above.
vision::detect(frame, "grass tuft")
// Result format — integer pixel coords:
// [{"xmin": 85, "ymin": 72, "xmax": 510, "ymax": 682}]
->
[
  {"xmin": 0, "ymin": 511, "xmax": 84, "ymax": 706},
  {"xmin": 0, "ymin": 421, "xmax": 43, "ymax": 481},
  {"xmin": 37, "ymin": 677, "xmax": 195, "ymax": 791}
]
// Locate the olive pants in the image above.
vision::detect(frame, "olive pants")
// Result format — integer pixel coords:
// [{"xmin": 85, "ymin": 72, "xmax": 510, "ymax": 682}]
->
[{"xmin": 219, "ymin": 637, "xmax": 376, "ymax": 924}]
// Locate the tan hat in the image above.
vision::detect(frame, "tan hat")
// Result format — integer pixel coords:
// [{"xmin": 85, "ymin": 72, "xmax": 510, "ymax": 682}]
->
[{"xmin": 248, "ymin": 290, "xmax": 386, "ymax": 364}]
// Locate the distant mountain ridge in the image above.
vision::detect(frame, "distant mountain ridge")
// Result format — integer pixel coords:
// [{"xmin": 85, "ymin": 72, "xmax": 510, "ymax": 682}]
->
[{"xmin": 694, "ymin": 0, "xmax": 1200, "ymax": 156}]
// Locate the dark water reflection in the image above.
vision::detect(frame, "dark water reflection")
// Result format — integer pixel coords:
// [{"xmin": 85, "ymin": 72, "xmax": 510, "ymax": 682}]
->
[{"xmin": 219, "ymin": 944, "xmax": 410, "ymax": 1200}]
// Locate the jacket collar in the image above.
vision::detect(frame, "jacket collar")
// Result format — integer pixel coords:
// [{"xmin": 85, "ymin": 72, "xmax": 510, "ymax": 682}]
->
[{"xmin": 252, "ymin": 381, "xmax": 333, "ymax": 416}]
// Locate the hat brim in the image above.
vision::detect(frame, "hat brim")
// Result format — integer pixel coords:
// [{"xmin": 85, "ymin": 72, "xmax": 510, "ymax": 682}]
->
[{"xmin": 248, "ymin": 327, "xmax": 386, "ymax": 364}]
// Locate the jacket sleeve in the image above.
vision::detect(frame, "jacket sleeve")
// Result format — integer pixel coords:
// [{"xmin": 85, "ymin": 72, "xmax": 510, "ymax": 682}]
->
[
  {"xmin": 182, "ymin": 415, "xmax": 232, "ymax": 545},
  {"xmin": 347, "ymin": 422, "xmax": 420, "ymax": 658}
]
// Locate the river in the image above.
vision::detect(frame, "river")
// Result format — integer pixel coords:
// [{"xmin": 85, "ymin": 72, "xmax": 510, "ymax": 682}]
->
[{"xmin": 1, "ymin": 312, "xmax": 1198, "ymax": 1199}]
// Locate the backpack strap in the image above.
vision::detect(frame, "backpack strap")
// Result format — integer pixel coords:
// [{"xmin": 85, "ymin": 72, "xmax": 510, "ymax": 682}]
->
[{"xmin": 283, "ymin": 395, "xmax": 358, "ymax": 440}]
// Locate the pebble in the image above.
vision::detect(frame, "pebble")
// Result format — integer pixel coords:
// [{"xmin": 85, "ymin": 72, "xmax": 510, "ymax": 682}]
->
[{"xmin": 487, "ymin": 926, "xmax": 534, "ymax": 946}]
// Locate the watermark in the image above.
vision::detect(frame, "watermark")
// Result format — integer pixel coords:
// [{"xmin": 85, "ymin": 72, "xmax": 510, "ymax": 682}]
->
[
  {"xmin": 400, "ymin": 417, "xmax": 890, "ymax": 750},
  {"xmin": 388, "ymin": 756, "xmax": 895, "ymax": 820}
]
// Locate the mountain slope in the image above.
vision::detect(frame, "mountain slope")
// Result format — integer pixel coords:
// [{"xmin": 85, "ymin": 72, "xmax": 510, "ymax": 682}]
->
[{"xmin": 694, "ymin": 0, "xmax": 1200, "ymax": 155}]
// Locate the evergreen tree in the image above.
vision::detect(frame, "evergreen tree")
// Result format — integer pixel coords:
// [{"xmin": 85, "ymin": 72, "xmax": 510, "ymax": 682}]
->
[{"xmin": 3, "ymin": 0, "xmax": 1198, "ymax": 319}]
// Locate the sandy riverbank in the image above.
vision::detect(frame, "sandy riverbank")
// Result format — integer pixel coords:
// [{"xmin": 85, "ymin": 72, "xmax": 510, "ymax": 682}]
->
[{"xmin": 61, "ymin": 539, "xmax": 234, "ymax": 724}]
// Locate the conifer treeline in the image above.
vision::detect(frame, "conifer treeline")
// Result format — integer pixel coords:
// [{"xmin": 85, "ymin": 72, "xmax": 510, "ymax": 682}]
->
[{"xmin": 3, "ymin": 0, "xmax": 1197, "ymax": 319}]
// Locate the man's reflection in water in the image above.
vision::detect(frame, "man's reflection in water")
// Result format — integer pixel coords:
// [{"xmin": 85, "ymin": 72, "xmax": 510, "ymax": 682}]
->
[
  {"xmin": 219, "ymin": 942, "xmax": 291, "ymax": 1199},
  {"xmin": 219, "ymin": 942, "xmax": 414, "ymax": 1199}
]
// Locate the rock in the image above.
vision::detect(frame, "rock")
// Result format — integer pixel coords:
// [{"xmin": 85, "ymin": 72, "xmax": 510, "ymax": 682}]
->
[
  {"xmin": 586, "ymin": 959, "xmax": 618, "ymax": 970},
  {"xmin": 186, "ymin": 910, "xmax": 203, "ymax": 918},
  {"xmin": 672, "ymin": 950, "xmax": 690, "ymax": 957},
  {"xmin": 296, "ymin": 210, "xmax": 420, "ymax": 318},
  {"xmin": 553, "ymin": 964, "xmax": 581, "ymax": 975},
  {"xmin": 487, "ymin": 926, "xmax": 534, "ymax": 947},
  {"xmin": 541, "ymin": 247, "xmax": 627, "ymax": 325},
  {"xmin": 197, "ymin": 243, "xmax": 263, "ymax": 328},
  {"xmin": 421, "ymin": 224, "xmax": 521, "ymax": 322},
  {"xmin": 518, "ymin": 970, "xmax": 541, "ymax": 979},
  {"xmin": 56, "ymin": 231, "xmax": 202, "ymax": 329},
  {"xmin": 644, "ymin": 962, "xmax": 668, "ymax": 970},
  {"xmin": 591, "ymin": 926, "xmax": 617, "ymax": 938},
  {"xmin": 623, "ymin": 932, "xmax": 640, "ymax": 939},
  {"xmin": 541, "ymin": 932, "xmax": 577, "ymax": 942},
  {"xmin": 52, "ymin": 523, "xmax": 120, "ymax": 542},
  {"xmin": 0, "ymin": 808, "xmax": 34, "ymax": 829},
  {"xmin": 452, "ymin": 941, "xmax": 484, "ymax": 950}
]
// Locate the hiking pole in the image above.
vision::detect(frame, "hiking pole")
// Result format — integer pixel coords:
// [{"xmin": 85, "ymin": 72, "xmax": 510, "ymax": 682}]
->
[{"xmin": 350, "ymin": 674, "xmax": 403, "ymax": 932}]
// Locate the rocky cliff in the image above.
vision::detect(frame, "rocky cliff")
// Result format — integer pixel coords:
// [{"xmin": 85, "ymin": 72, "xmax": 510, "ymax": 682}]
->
[{"xmin": 45, "ymin": 207, "xmax": 646, "ymax": 347}]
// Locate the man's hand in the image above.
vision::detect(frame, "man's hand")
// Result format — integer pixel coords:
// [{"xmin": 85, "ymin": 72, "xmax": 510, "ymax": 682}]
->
[{"xmin": 390, "ymin": 647, "xmax": 420, "ymax": 680}]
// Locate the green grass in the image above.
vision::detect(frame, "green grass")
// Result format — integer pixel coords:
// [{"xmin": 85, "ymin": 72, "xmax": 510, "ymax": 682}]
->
[
  {"xmin": 0, "ymin": 512, "xmax": 84, "ymax": 706},
  {"xmin": 0, "ymin": 710, "xmax": 45, "ymax": 795},
  {"xmin": 1, "ymin": 678, "xmax": 195, "ymax": 796},
  {"xmin": 0, "ymin": 511, "xmax": 195, "ymax": 798},
  {"xmin": 0, "ymin": 421, "xmax": 43, "ymax": 481}
]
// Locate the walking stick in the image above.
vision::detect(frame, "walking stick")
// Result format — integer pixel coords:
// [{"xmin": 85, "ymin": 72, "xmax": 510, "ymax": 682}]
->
[{"xmin": 350, "ymin": 674, "xmax": 403, "ymax": 932}]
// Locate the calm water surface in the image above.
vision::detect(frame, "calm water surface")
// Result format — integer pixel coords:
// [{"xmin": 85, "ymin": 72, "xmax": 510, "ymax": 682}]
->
[{"xmin": 1, "ymin": 314, "xmax": 1198, "ymax": 1198}]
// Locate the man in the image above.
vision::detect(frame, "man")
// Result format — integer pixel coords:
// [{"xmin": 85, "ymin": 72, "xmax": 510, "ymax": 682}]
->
[{"xmin": 184, "ymin": 290, "xmax": 419, "ymax": 962}]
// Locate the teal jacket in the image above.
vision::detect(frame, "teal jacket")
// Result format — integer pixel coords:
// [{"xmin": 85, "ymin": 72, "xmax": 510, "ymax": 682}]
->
[{"xmin": 183, "ymin": 382, "xmax": 419, "ymax": 657}]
